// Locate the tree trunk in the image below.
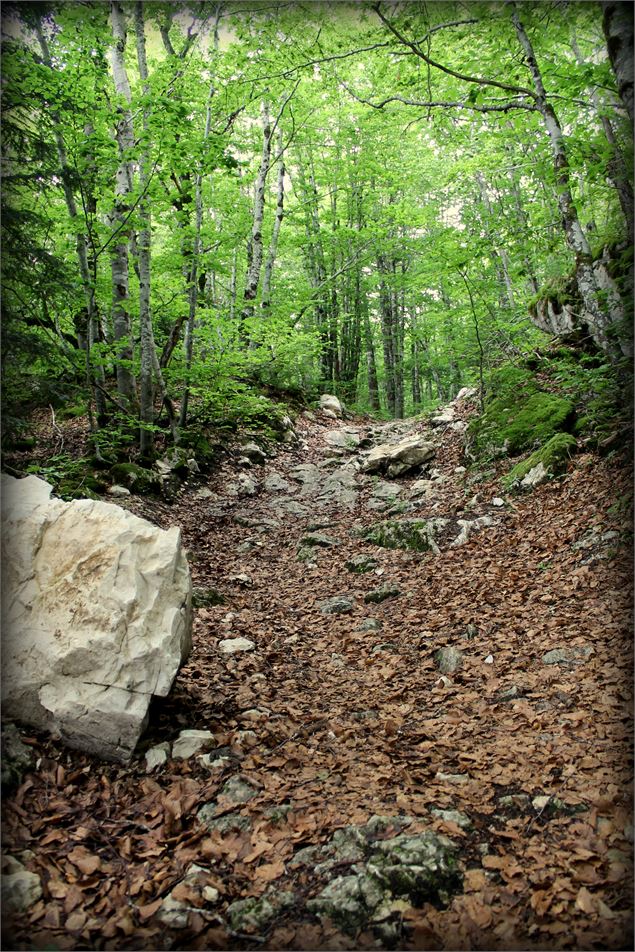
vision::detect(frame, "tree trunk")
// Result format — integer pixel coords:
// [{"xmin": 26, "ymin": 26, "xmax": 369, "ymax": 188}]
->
[
  {"xmin": 601, "ymin": 1, "xmax": 634, "ymax": 125},
  {"xmin": 261, "ymin": 126, "xmax": 285, "ymax": 313},
  {"xmin": 242, "ymin": 101, "xmax": 272, "ymax": 326},
  {"xmin": 109, "ymin": 0, "xmax": 137, "ymax": 408},
  {"xmin": 511, "ymin": 3, "xmax": 624, "ymax": 358},
  {"xmin": 571, "ymin": 33, "xmax": 633, "ymax": 245}
]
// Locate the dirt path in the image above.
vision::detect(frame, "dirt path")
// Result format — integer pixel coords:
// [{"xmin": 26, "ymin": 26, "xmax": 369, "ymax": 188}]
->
[{"xmin": 2, "ymin": 403, "xmax": 633, "ymax": 951}]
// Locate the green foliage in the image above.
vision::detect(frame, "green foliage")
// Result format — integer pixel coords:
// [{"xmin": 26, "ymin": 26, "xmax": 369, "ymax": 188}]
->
[
  {"xmin": 109, "ymin": 462, "xmax": 160, "ymax": 494},
  {"xmin": 25, "ymin": 454, "xmax": 104, "ymax": 500},
  {"xmin": 502, "ymin": 433, "xmax": 578, "ymax": 489}
]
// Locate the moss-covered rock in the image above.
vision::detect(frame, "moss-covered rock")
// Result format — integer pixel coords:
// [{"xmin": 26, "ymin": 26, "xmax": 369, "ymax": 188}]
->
[
  {"xmin": 467, "ymin": 366, "xmax": 575, "ymax": 459},
  {"xmin": 110, "ymin": 462, "xmax": 160, "ymax": 495},
  {"xmin": 192, "ymin": 586, "xmax": 225, "ymax": 608},
  {"xmin": 502, "ymin": 433, "xmax": 577, "ymax": 490},
  {"xmin": 358, "ymin": 519, "xmax": 439, "ymax": 553}
]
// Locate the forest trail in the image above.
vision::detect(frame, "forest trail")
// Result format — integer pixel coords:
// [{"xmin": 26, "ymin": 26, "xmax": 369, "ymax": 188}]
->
[{"xmin": 3, "ymin": 400, "xmax": 633, "ymax": 951}]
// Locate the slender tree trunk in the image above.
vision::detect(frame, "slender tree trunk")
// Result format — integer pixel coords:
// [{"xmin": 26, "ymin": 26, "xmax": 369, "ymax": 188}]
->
[
  {"xmin": 511, "ymin": 3, "xmax": 624, "ymax": 357},
  {"xmin": 571, "ymin": 34, "xmax": 633, "ymax": 245},
  {"xmin": 475, "ymin": 171, "xmax": 515, "ymax": 308},
  {"xmin": 35, "ymin": 21, "xmax": 107, "ymax": 429},
  {"xmin": 601, "ymin": 1, "xmax": 634, "ymax": 124},
  {"xmin": 362, "ymin": 295, "xmax": 380, "ymax": 411},
  {"xmin": 109, "ymin": 0, "xmax": 137, "ymax": 408},
  {"xmin": 261, "ymin": 126, "xmax": 285, "ymax": 313},
  {"xmin": 242, "ymin": 101, "xmax": 272, "ymax": 327}
]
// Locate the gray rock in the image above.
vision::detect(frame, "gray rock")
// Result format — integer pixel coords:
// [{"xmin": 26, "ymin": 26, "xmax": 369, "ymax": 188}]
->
[
  {"xmin": 496, "ymin": 685, "xmax": 522, "ymax": 702},
  {"xmin": 430, "ymin": 808, "xmax": 472, "ymax": 830},
  {"xmin": 268, "ymin": 498, "xmax": 308, "ymax": 517},
  {"xmin": 371, "ymin": 642, "xmax": 399, "ymax": 654},
  {"xmin": 173, "ymin": 730, "xmax": 215, "ymax": 760},
  {"xmin": 107, "ymin": 484, "xmax": 131, "ymax": 497},
  {"xmin": 241, "ymin": 442, "xmax": 267, "ymax": 465},
  {"xmin": 434, "ymin": 646, "xmax": 463, "ymax": 674},
  {"xmin": 453, "ymin": 387, "xmax": 477, "ymax": 402},
  {"xmin": 0, "ymin": 722, "xmax": 34, "ymax": 790},
  {"xmin": 307, "ymin": 873, "xmax": 387, "ymax": 933},
  {"xmin": 198, "ymin": 809, "xmax": 252, "ymax": 834},
  {"xmin": 435, "ymin": 771, "xmax": 469, "ymax": 784},
  {"xmin": 325, "ymin": 428, "xmax": 360, "ymax": 450},
  {"xmin": 364, "ymin": 586, "xmax": 401, "ymax": 604},
  {"xmin": 542, "ymin": 646, "xmax": 593, "ymax": 665},
  {"xmin": 237, "ymin": 474, "xmax": 258, "ymax": 496},
  {"xmin": 450, "ymin": 516, "xmax": 496, "ymax": 547},
  {"xmin": 1, "ymin": 856, "xmax": 42, "ymax": 915},
  {"xmin": 358, "ymin": 618, "xmax": 383, "ymax": 631},
  {"xmin": 371, "ymin": 481, "xmax": 402, "ymax": 501},
  {"xmin": 296, "ymin": 545, "xmax": 317, "ymax": 563},
  {"xmin": 219, "ymin": 637, "xmax": 255, "ymax": 654},
  {"xmin": 346, "ymin": 555, "xmax": 379, "ymax": 574},
  {"xmin": 157, "ymin": 864, "xmax": 220, "ymax": 928},
  {"xmin": 220, "ymin": 775, "xmax": 259, "ymax": 804},
  {"xmin": 233, "ymin": 513, "xmax": 280, "ymax": 530},
  {"xmin": 520, "ymin": 462, "xmax": 548, "ymax": 489},
  {"xmin": 498, "ymin": 793, "xmax": 531, "ymax": 811},
  {"xmin": 290, "ymin": 463, "xmax": 321, "ymax": 490},
  {"xmin": 409, "ymin": 478, "xmax": 435, "ymax": 499},
  {"xmin": 321, "ymin": 408, "xmax": 338, "ymax": 420},
  {"xmin": 227, "ymin": 889, "xmax": 296, "ymax": 933},
  {"xmin": 301, "ymin": 533, "xmax": 339, "ymax": 548},
  {"xmin": 319, "ymin": 596, "xmax": 355, "ymax": 615},
  {"xmin": 145, "ymin": 742, "xmax": 170, "ymax": 771},
  {"xmin": 430, "ymin": 409, "xmax": 455, "ymax": 426},
  {"xmin": 318, "ymin": 467, "xmax": 358, "ymax": 508},
  {"xmin": 362, "ymin": 435, "xmax": 436, "ymax": 477},
  {"xmin": 227, "ymin": 573, "xmax": 253, "ymax": 587},
  {"xmin": 192, "ymin": 586, "xmax": 225, "ymax": 607},
  {"xmin": 264, "ymin": 473, "xmax": 291, "ymax": 493},
  {"xmin": 319, "ymin": 394, "xmax": 343, "ymax": 417},
  {"xmin": 358, "ymin": 518, "xmax": 440, "ymax": 553}
]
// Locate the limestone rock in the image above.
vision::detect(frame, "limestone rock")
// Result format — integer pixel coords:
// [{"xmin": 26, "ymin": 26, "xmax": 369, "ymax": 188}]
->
[
  {"xmin": 362, "ymin": 435, "xmax": 436, "ymax": 477},
  {"xmin": 434, "ymin": 646, "xmax": 463, "ymax": 674},
  {"xmin": 430, "ymin": 408, "xmax": 455, "ymax": 426},
  {"xmin": 172, "ymin": 729, "xmax": 215, "ymax": 760},
  {"xmin": 346, "ymin": 555, "xmax": 379, "ymax": 574},
  {"xmin": 409, "ymin": 478, "xmax": 435, "ymax": 499},
  {"xmin": 156, "ymin": 864, "xmax": 220, "ymax": 928},
  {"xmin": 219, "ymin": 637, "xmax": 255, "ymax": 654},
  {"xmin": 359, "ymin": 518, "xmax": 440, "ymax": 553},
  {"xmin": 325, "ymin": 428, "xmax": 359, "ymax": 449},
  {"xmin": 227, "ymin": 889, "xmax": 296, "ymax": 933},
  {"xmin": 364, "ymin": 586, "xmax": 401, "ymax": 604},
  {"xmin": 264, "ymin": 473, "xmax": 291, "ymax": 493},
  {"xmin": 1, "ymin": 722, "xmax": 34, "ymax": 790},
  {"xmin": 145, "ymin": 742, "xmax": 170, "ymax": 771},
  {"xmin": 319, "ymin": 394, "xmax": 343, "ymax": 417},
  {"xmin": 241, "ymin": 442, "xmax": 267, "ymax": 465},
  {"xmin": 521, "ymin": 462, "xmax": 548, "ymax": 489},
  {"xmin": 319, "ymin": 596, "xmax": 355, "ymax": 615},
  {"xmin": 358, "ymin": 618, "xmax": 383, "ymax": 631},
  {"xmin": 301, "ymin": 532, "xmax": 339, "ymax": 548},
  {"xmin": 1, "ymin": 475, "xmax": 192, "ymax": 763},
  {"xmin": 1, "ymin": 856, "xmax": 42, "ymax": 915},
  {"xmin": 321, "ymin": 408, "xmax": 338, "ymax": 420},
  {"xmin": 454, "ymin": 387, "xmax": 477, "ymax": 402},
  {"xmin": 542, "ymin": 646, "xmax": 593, "ymax": 665},
  {"xmin": 107, "ymin": 484, "xmax": 130, "ymax": 497},
  {"xmin": 430, "ymin": 808, "xmax": 472, "ymax": 830}
]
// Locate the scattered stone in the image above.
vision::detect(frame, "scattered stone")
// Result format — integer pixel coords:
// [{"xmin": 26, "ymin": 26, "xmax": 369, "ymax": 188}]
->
[
  {"xmin": 198, "ymin": 809, "xmax": 252, "ymax": 834},
  {"xmin": 233, "ymin": 513, "xmax": 280, "ymax": 530},
  {"xmin": 498, "ymin": 793, "xmax": 531, "ymax": 811},
  {"xmin": 195, "ymin": 487, "xmax": 216, "ymax": 500},
  {"xmin": 107, "ymin": 484, "xmax": 131, "ymax": 497},
  {"xmin": 296, "ymin": 545, "xmax": 317, "ymax": 563},
  {"xmin": 362, "ymin": 435, "xmax": 436, "ymax": 477},
  {"xmin": 358, "ymin": 518, "xmax": 439, "ymax": 553},
  {"xmin": 319, "ymin": 394, "xmax": 343, "ymax": 417},
  {"xmin": 227, "ymin": 889, "xmax": 296, "ymax": 933},
  {"xmin": 219, "ymin": 637, "xmax": 255, "ymax": 654},
  {"xmin": 1, "ymin": 474, "xmax": 192, "ymax": 763},
  {"xmin": 496, "ymin": 685, "xmax": 522, "ymax": 702},
  {"xmin": 325, "ymin": 428, "xmax": 360, "ymax": 450},
  {"xmin": 346, "ymin": 555, "xmax": 379, "ymax": 574},
  {"xmin": 233, "ymin": 729, "xmax": 259, "ymax": 748},
  {"xmin": 319, "ymin": 596, "xmax": 355, "ymax": 615},
  {"xmin": 241, "ymin": 442, "xmax": 267, "ymax": 465},
  {"xmin": 409, "ymin": 478, "xmax": 435, "ymax": 499},
  {"xmin": 318, "ymin": 467, "xmax": 358, "ymax": 508},
  {"xmin": 451, "ymin": 515, "xmax": 496, "ymax": 547},
  {"xmin": 321, "ymin": 408, "xmax": 338, "ymax": 420},
  {"xmin": 542, "ymin": 646, "xmax": 593, "ymax": 665},
  {"xmin": 330, "ymin": 653, "xmax": 347, "ymax": 668},
  {"xmin": 430, "ymin": 408, "xmax": 455, "ymax": 426},
  {"xmin": 1, "ymin": 856, "xmax": 42, "ymax": 915},
  {"xmin": 237, "ymin": 540, "xmax": 261, "ymax": 554},
  {"xmin": 430, "ymin": 808, "xmax": 472, "ymax": 830},
  {"xmin": 264, "ymin": 473, "xmax": 291, "ymax": 493},
  {"xmin": 192, "ymin": 586, "xmax": 225, "ymax": 608},
  {"xmin": 236, "ymin": 473, "xmax": 258, "ymax": 496},
  {"xmin": 463, "ymin": 624, "xmax": 479, "ymax": 640},
  {"xmin": 434, "ymin": 647, "xmax": 463, "ymax": 674},
  {"xmin": 454, "ymin": 387, "xmax": 478, "ymax": 402},
  {"xmin": 450, "ymin": 420, "xmax": 468, "ymax": 432},
  {"xmin": 228, "ymin": 573, "xmax": 253, "ymax": 587},
  {"xmin": 491, "ymin": 497, "xmax": 505, "ymax": 507},
  {"xmin": 520, "ymin": 462, "xmax": 548, "ymax": 489},
  {"xmin": 239, "ymin": 708, "xmax": 269, "ymax": 723},
  {"xmin": 219, "ymin": 775, "xmax": 260, "ymax": 804},
  {"xmin": 484, "ymin": 654, "xmax": 494, "ymax": 664},
  {"xmin": 269, "ymin": 498, "xmax": 308, "ymax": 517},
  {"xmin": 454, "ymin": 466, "xmax": 467, "ymax": 475},
  {"xmin": 301, "ymin": 533, "xmax": 339, "ymax": 548},
  {"xmin": 172, "ymin": 730, "xmax": 215, "ymax": 760},
  {"xmin": 364, "ymin": 585, "xmax": 401, "ymax": 604},
  {"xmin": 435, "ymin": 676, "xmax": 452, "ymax": 688},
  {"xmin": 358, "ymin": 618, "xmax": 383, "ymax": 631},
  {"xmin": 0, "ymin": 722, "xmax": 34, "ymax": 790},
  {"xmin": 145, "ymin": 742, "xmax": 170, "ymax": 771},
  {"xmin": 435, "ymin": 771, "xmax": 469, "ymax": 784},
  {"xmin": 157, "ymin": 864, "xmax": 220, "ymax": 928},
  {"xmin": 372, "ymin": 642, "xmax": 399, "ymax": 654},
  {"xmin": 198, "ymin": 754, "xmax": 232, "ymax": 771}
]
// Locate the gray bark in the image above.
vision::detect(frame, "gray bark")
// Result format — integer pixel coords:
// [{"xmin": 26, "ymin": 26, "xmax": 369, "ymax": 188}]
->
[
  {"xmin": 601, "ymin": 1, "xmax": 634, "ymax": 124},
  {"xmin": 242, "ymin": 101, "xmax": 272, "ymax": 326},
  {"xmin": 261, "ymin": 126, "xmax": 285, "ymax": 312},
  {"xmin": 109, "ymin": 0, "xmax": 137, "ymax": 407}
]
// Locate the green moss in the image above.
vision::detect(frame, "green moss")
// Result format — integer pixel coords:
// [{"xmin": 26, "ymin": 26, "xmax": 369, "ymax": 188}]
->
[
  {"xmin": 468, "ymin": 366, "xmax": 575, "ymax": 459},
  {"xmin": 359, "ymin": 519, "xmax": 437, "ymax": 552},
  {"xmin": 57, "ymin": 402, "xmax": 87, "ymax": 420},
  {"xmin": 110, "ymin": 462, "xmax": 159, "ymax": 495},
  {"xmin": 502, "ymin": 433, "xmax": 577, "ymax": 489}
]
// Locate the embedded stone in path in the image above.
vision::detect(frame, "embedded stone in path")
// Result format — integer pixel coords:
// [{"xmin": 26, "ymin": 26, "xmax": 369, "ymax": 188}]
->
[
  {"xmin": 1, "ymin": 475, "xmax": 192, "ymax": 763},
  {"xmin": 434, "ymin": 646, "xmax": 463, "ymax": 674},
  {"xmin": 346, "ymin": 555, "xmax": 378, "ymax": 574},
  {"xmin": 319, "ymin": 596, "xmax": 355, "ymax": 615},
  {"xmin": 361, "ymin": 435, "xmax": 436, "ymax": 478},
  {"xmin": 219, "ymin": 637, "xmax": 255, "ymax": 654},
  {"xmin": 325, "ymin": 428, "xmax": 360, "ymax": 449},
  {"xmin": 542, "ymin": 645, "xmax": 593, "ymax": 665},
  {"xmin": 319, "ymin": 394, "xmax": 343, "ymax": 417}
]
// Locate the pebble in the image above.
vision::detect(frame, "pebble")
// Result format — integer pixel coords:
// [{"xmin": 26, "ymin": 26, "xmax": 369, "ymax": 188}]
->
[{"xmin": 219, "ymin": 637, "xmax": 255, "ymax": 654}]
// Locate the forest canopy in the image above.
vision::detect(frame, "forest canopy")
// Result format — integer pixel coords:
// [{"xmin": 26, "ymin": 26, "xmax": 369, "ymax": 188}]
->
[{"xmin": 1, "ymin": 0, "xmax": 633, "ymax": 457}]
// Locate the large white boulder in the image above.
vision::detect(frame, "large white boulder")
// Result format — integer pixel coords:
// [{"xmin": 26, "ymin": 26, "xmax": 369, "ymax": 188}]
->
[
  {"xmin": 319, "ymin": 394, "xmax": 342, "ymax": 417},
  {"xmin": 361, "ymin": 435, "xmax": 436, "ymax": 477},
  {"xmin": 1, "ymin": 475, "xmax": 192, "ymax": 763}
]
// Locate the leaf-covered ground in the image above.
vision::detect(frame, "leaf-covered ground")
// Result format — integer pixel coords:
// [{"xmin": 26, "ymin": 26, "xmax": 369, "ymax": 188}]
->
[{"xmin": 2, "ymin": 402, "xmax": 633, "ymax": 951}]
